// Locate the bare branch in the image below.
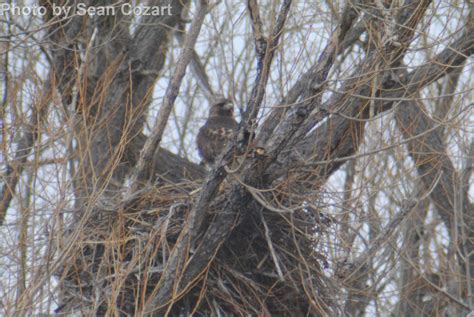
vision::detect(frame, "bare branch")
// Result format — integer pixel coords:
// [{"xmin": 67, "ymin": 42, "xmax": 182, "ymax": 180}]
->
[
  {"xmin": 270, "ymin": 27, "xmax": 474, "ymax": 184},
  {"xmin": 175, "ymin": 21, "xmax": 216, "ymax": 100},
  {"xmin": 128, "ymin": 0, "xmax": 209, "ymax": 192}
]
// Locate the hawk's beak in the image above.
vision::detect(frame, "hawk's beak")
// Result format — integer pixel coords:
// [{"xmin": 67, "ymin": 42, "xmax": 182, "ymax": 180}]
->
[{"xmin": 223, "ymin": 102, "xmax": 233, "ymax": 111}]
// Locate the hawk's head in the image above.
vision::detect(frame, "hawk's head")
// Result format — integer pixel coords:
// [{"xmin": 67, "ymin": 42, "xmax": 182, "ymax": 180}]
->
[{"xmin": 209, "ymin": 98, "xmax": 234, "ymax": 118}]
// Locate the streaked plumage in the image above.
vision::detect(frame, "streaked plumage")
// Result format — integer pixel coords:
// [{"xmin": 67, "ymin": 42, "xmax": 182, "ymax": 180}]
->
[{"xmin": 197, "ymin": 98, "xmax": 238, "ymax": 165}]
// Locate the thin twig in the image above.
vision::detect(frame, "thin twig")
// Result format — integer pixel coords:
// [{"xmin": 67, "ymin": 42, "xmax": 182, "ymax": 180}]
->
[
  {"xmin": 260, "ymin": 211, "xmax": 285, "ymax": 281},
  {"xmin": 128, "ymin": 0, "xmax": 209, "ymax": 194}
]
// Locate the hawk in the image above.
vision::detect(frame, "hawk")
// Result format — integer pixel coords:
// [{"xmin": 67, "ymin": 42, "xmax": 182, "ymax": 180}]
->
[{"xmin": 197, "ymin": 98, "xmax": 238, "ymax": 166}]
